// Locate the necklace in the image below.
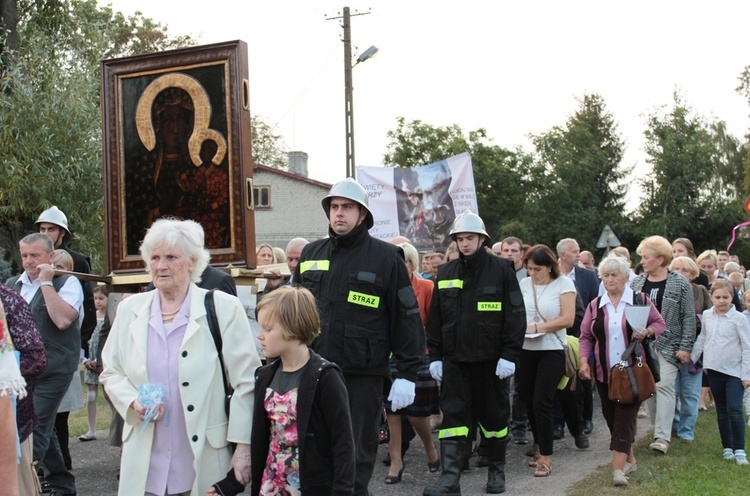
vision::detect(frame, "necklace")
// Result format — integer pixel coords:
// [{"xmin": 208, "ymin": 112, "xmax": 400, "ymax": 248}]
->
[
  {"xmin": 532, "ymin": 280, "xmax": 551, "ymax": 323},
  {"xmin": 161, "ymin": 308, "xmax": 180, "ymax": 318}
]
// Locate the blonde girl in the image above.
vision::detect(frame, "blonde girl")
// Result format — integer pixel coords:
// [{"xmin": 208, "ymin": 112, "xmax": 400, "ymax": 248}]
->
[{"xmin": 691, "ymin": 279, "xmax": 750, "ymax": 465}]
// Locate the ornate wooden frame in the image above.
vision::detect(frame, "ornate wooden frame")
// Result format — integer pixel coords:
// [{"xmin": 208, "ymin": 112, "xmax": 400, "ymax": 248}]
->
[{"xmin": 101, "ymin": 40, "xmax": 255, "ymax": 274}]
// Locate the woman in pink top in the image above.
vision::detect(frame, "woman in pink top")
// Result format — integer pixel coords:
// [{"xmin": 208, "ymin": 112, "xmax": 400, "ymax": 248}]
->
[{"xmin": 579, "ymin": 255, "xmax": 665, "ymax": 487}]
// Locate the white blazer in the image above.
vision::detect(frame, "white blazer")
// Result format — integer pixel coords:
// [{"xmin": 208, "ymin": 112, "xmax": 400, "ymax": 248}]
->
[{"xmin": 101, "ymin": 284, "xmax": 260, "ymax": 495}]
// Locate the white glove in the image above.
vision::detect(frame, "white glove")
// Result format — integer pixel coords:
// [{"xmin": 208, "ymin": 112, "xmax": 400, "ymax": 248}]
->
[
  {"xmin": 496, "ymin": 358, "xmax": 515, "ymax": 379},
  {"xmin": 388, "ymin": 378, "xmax": 416, "ymax": 411},
  {"xmin": 429, "ymin": 360, "xmax": 443, "ymax": 382}
]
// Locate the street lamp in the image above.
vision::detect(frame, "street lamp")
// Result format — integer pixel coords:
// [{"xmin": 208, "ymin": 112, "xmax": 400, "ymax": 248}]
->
[{"xmin": 334, "ymin": 6, "xmax": 377, "ymax": 179}]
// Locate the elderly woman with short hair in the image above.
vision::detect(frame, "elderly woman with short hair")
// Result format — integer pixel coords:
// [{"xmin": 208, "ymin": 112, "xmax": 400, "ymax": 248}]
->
[
  {"xmin": 101, "ymin": 218, "xmax": 261, "ymax": 496},
  {"xmin": 579, "ymin": 255, "xmax": 665, "ymax": 486},
  {"xmin": 631, "ymin": 236, "xmax": 696, "ymax": 455}
]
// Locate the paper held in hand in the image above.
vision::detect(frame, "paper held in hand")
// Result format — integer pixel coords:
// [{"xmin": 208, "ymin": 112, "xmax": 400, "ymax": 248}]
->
[{"xmin": 624, "ymin": 305, "xmax": 650, "ymax": 331}]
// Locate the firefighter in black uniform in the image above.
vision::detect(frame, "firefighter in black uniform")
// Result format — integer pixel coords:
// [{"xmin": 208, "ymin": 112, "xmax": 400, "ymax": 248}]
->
[
  {"xmin": 294, "ymin": 178, "xmax": 424, "ymax": 496},
  {"xmin": 424, "ymin": 211, "xmax": 526, "ymax": 495}
]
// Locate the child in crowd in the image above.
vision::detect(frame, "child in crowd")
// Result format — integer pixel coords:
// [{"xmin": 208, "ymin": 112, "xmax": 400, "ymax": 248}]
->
[
  {"xmin": 249, "ymin": 286, "xmax": 355, "ymax": 495},
  {"xmin": 79, "ymin": 286, "xmax": 108, "ymax": 441},
  {"xmin": 728, "ymin": 272, "xmax": 745, "ymax": 297},
  {"xmin": 740, "ymin": 291, "xmax": 750, "ymax": 428},
  {"xmin": 692, "ymin": 279, "xmax": 750, "ymax": 465}
]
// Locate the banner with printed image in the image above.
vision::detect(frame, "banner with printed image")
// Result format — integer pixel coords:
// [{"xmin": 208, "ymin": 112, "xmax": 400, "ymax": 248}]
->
[{"xmin": 357, "ymin": 152, "xmax": 478, "ymax": 252}]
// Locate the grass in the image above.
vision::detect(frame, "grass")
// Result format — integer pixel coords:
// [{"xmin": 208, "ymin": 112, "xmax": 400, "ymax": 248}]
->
[
  {"xmin": 568, "ymin": 408, "xmax": 750, "ymax": 496},
  {"xmin": 67, "ymin": 369, "xmax": 116, "ymax": 438}
]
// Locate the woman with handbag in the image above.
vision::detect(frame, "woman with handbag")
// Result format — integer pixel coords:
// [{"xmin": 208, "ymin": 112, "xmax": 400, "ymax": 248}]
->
[
  {"xmin": 631, "ymin": 236, "xmax": 696, "ymax": 455},
  {"xmin": 101, "ymin": 218, "xmax": 262, "ymax": 496},
  {"xmin": 669, "ymin": 256, "xmax": 712, "ymax": 441},
  {"xmin": 518, "ymin": 245, "xmax": 576, "ymax": 478},
  {"xmin": 579, "ymin": 255, "xmax": 665, "ymax": 487}
]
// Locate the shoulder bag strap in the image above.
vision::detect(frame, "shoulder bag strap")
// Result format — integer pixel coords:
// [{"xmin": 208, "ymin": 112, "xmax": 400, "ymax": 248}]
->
[
  {"xmin": 531, "ymin": 283, "xmax": 548, "ymax": 323},
  {"xmin": 205, "ymin": 290, "xmax": 231, "ymax": 398}
]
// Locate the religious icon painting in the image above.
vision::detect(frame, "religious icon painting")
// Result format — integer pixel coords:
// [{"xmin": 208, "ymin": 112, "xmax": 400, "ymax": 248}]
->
[{"xmin": 101, "ymin": 40, "xmax": 256, "ymax": 273}]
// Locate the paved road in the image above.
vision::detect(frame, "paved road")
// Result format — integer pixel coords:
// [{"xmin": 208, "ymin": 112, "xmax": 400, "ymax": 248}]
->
[{"xmin": 70, "ymin": 394, "xmax": 650, "ymax": 495}]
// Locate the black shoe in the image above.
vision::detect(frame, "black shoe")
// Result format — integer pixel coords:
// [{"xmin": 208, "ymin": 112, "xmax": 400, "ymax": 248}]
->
[
  {"xmin": 384, "ymin": 462, "xmax": 405, "ymax": 484},
  {"xmin": 39, "ymin": 479, "xmax": 52, "ymax": 494},
  {"xmin": 575, "ymin": 434, "xmax": 590, "ymax": 449},
  {"xmin": 553, "ymin": 424, "xmax": 564, "ymax": 440},
  {"xmin": 423, "ymin": 440, "xmax": 463, "ymax": 496},
  {"xmin": 583, "ymin": 420, "xmax": 593, "ymax": 435},
  {"xmin": 511, "ymin": 431, "xmax": 528, "ymax": 445}
]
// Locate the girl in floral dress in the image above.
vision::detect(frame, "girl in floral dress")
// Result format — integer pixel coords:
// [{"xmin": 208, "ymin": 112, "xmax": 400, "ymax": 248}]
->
[{"xmin": 250, "ymin": 286, "xmax": 355, "ymax": 495}]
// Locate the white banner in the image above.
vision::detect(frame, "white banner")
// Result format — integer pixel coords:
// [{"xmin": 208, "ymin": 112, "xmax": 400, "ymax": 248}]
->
[{"xmin": 357, "ymin": 152, "xmax": 478, "ymax": 252}]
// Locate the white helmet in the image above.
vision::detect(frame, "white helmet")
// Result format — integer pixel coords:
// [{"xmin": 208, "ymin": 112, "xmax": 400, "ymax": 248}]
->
[
  {"xmin": 322, "ymin": 178, "xmax": 374, "ymax": 229},
  {"xmin": 35, "ymin": 206, "xmax": 72, "ymax": 243},
  {"xmin": 449, "ymin": 210, "xmax": 490, "ymax": 244}
]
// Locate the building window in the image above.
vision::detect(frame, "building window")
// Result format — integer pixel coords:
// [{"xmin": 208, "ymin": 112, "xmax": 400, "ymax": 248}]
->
[{"xmin": 253, "ymin": 185, "xmax": 271, "ymax": 208}]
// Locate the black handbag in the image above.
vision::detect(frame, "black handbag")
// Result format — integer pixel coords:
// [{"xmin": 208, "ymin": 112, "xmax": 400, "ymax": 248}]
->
[
  {"xmin": 632, "ymin": 293, "xmax": 661, "ymax": 383},
  {"xmin": 378, "ymin": 408, "xmax": 390, "ymax": 444},
  {"xmin": 205, "ymin": 289, "xmax": 234, "ymax": 417}
]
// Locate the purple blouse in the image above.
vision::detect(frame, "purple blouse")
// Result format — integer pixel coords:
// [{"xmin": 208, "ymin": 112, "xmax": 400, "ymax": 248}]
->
[{"xmin": 144, "ymin": 288, "xmax": 196, "ymax": 495}]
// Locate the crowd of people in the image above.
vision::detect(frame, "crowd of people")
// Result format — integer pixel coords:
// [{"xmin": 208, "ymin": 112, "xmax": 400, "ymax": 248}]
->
[{"xmin": 2, "ymin": 187, "xmax": 750, "ymax": 496}]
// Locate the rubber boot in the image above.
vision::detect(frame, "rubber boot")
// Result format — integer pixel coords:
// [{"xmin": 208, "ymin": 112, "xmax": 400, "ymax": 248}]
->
[
  {"xmin": 423, "ymin": 439, "xmax": 463, "ymax": 496},
  {"xmin": 485, "ymin": 437, "xmax": 509, "ymax": 494}
]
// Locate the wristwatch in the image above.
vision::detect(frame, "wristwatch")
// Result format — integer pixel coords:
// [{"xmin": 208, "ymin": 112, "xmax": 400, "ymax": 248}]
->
[{"xmin": 40, "ymin": 281, "xmax": 54, "ymax": 287}]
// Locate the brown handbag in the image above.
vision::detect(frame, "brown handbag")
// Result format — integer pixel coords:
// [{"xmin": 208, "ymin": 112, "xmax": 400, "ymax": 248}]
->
[{"xmin": 608, "ymin": 339, "xmax": 656, "ymax": 405}]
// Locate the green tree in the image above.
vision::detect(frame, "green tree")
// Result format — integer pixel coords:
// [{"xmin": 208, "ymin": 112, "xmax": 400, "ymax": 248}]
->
[
  {"xmin": 0, "ymin": 0, "xmax": 193, "ymax": 272},
  {"xmin": 383, "ymin": 117, "xmax": 533, "ymax": 240},
  {"xmin": 524, "ymin": 93, "xmax": 629, "ymax": 250},
  {"xmin": 634, "ymin": 92, "xmax": 745, "ymax": 250},
  {"xmin": 251, "ymin": 115, "xmax": 288, "ymax": 168}
]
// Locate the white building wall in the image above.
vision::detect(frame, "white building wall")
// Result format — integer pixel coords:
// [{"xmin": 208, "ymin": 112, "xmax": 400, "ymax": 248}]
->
[{"xmin": 253, "ymin": 169, "xmax": 330, "ymax": 249}]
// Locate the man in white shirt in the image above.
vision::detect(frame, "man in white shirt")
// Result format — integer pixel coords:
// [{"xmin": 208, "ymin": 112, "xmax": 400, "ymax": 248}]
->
[{"xmin": 6, "ymin": 233, "xmax": 82, "ymax": 496}]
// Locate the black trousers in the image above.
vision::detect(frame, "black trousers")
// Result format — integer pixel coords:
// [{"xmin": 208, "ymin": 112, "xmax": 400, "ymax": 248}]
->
[
  {"xmin": 33, "ymin": 373, "xmax": 76, "ymax": 493},
  {"xmin": 553, "ymin": 378, "xmax": 584, "ymax": 436},
  {"xmin": 518, "ymin": 349, "xmax": 564, "ymax": 456},
  {"xmin": 344, "ymin": 374, "xmax": 384, "ymax": 496},
  {"xmin": 439, "ymin": 360, "xmax": 510, "ymax": 441}
]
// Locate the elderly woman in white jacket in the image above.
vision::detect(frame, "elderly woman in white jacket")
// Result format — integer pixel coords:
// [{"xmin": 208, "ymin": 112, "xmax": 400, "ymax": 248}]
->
[{"xmin": 101, "ymin": 218, "xmax": 261, "ymax": 496}]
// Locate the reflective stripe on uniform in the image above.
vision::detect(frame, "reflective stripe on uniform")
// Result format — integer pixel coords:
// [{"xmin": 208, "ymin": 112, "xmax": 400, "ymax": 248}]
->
[
  {"xmin": 479, "ymin": 423, "xmax": 508, "ymax": 439},
  {"xmin": 347, "ymin": 290, "xmax": 380, "ymax": 309},
  {"xmin": 438, "ymin": 426, "xmax": 470, "ymax": 439},
  {"xmin": 477, "ymin": 302, "xmax": 502, "ymax": 311},
  {"xmin": 438, "ymin": 279, "xmax": 463, "ymax": 290},
  {"xmin": 299, "ymin": 260, "xmax": 330, "ymax": 273}
]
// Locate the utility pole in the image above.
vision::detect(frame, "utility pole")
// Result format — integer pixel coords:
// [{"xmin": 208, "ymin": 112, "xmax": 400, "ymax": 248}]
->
[{"xmin": 327, "ymin": 7, "xmax": 371, "ymax": 180}]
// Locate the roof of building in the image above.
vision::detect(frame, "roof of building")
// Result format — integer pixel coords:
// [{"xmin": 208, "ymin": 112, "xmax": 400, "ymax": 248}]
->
[{"xmin": 253, "ymin": 163, "xmax": 332, "ymax": 190}]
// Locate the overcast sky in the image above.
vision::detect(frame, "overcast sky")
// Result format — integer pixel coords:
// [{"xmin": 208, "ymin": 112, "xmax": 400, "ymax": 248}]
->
[{"xmin": 102, "ymin": 0, "xmax": 750, "ymax": 207}]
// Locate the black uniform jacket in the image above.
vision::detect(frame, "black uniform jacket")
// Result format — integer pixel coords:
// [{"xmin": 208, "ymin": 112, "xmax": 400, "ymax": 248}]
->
[
  {"xmin": 294, "ymin": 222, "xmax": 423, "ymax": 381},
  {"xmin": 427, "ymin": 247, "xmax": 526, "ymax": 363}
]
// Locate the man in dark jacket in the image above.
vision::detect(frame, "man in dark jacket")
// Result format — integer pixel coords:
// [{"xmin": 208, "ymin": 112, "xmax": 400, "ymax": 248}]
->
[
  {"xmin": 425, "ymin": 211, "xmax": 526, "ymax": 495},
  {"xmin": 294, "ymin": 178, "xmax": 424, "ymax": 496}
]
